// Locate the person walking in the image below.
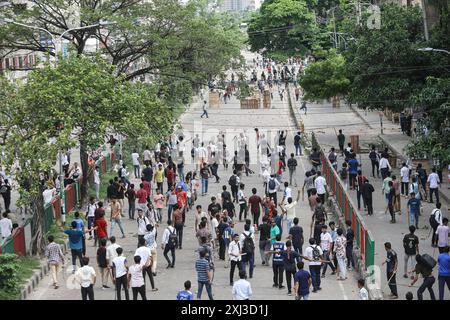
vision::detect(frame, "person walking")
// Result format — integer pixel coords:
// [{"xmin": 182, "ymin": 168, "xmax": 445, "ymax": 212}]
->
[
  {"xmin": 172, "ymin": 204, "xmax": 184, "ymax": 249},
  {"xmin": 294, "ymin": 132, "xmax": 302, "ymax": 156},
  {"xmin": 268, "ymin": 234, "xmax": 286, "ymax": 289},
  {"xmin": 392, "ymin": 175, "xmax": 401, "ymax": 213},
  {"xmin": 125, "ymin": 184, "xmax": 137, "ymax": 220},
  {"xmin": 144, "ymin": 224, "xmax": 158, "ymax": 275},
  {"xmin": 266, "ymin": 174, "xmax": 280, "ymax": 206},
  {"xmin": 74, "ymin": 257, "xmax": 96, "ymax": 300},
  {"xmin": 287, "ymin": 153, "xmax": 298, "ymax": 187},
  {"xmin": 320, "ymin": 225, "xmax": 336, "ymax": 277},
  {"xmin": 196, "ymin": 250, "xmax": 214, "ymax": 300},
  {"xmin": 436, "ymin": 218, "xmax": 449, "ymax": 254},
  {"xmin": 232, "ymin": 270, "xmax": 252, "ymax": 300},
  {"xmin": 334, "ymin": 228, "xmax": 347, "ymax": 280},
  {"xmin": 96, "ymin": 238, "xmax": 111, "ymax": 289},
  {"xmin": 200, "ymin": 162, "xmax": 210, "ymax": 196},
  {"xmin": 229, "ymin": 234, "xmax": 243, "ymax": 286},
  {"xmin": 237, "ymin": 184, "xmax": 248, "ymax": 222},
  {"xmin": 410, "ymin": 255, "xmax": 436, "ymax": 300},
  {"xmin": 93, "ymin": 166, "xmax": 101, "ymax": 200},
  {"xmin": 162, "ymin": 220, "xmax": 177, "ymax": 268},
  {"xmin": 431, "ymin": 203, "xmax": 443, "ymax": 247},
  {"xmin": 407, "ymin": 192, "xmax": 421, "ymax": 229},
  {"xmin": 110, "ymin": 198, "xmax": 126, "ymax": 238},
  {"xmin": 248, "ymin": 188, "xmax": 263, "ymax": 226},
  {"xmin": 361, "ymin": 179, "xmax": 374, "ymax": 216},
  {"xmin": 345, "ymin": 220, "xmax": 355, "ymax": 270},
  {"xmin": 403, "ymin": 225, "xmax": 419, "ymax": 279},
  {"xmin": 337, "ymin": 130, "xmax": 345, "ymax": 156},
  {"xmin": 240, "ymin": 224, "xmax": 255, "ymax": 279},
  {"xmin": 387, "ymin": 181, "xmax": 396, "ymax": 223},
  {"xmin": 280, "ymin": 240, "xmax": 301, "ymax": 295},
  {"xmin": 356, "ymin": 170, "xmax": 367, "ymax": 211},
  {"xmin": 111, "ymin": 247, "xmax": 129, "ymax": 300},
  {"xmin": 128, "ymin": 255, "xmax": 147, "ymax": 300},
  {"xmin": 369, "ymin": 146, "xmax": 380, "ymax": 178},
  {"xmin": 400, "ymin": 163, "xmax": 410, "ymax": 197},
  {"xmin": 62, "ymin": 221, "xmax": 90, "ymax": 272},
  {"xmin": 45, "ymin": 235, "xmax": 65, "ymax": 289},
  {"xmin": 131, "ymin": 149, "xmax": 141, "ymax": 179},
  {"xmin": 200, "ymin": 100, "xmax": 209, "ymax": 118},
  {"xmin": 294, "ymin": 261, "xmax": 312, "ymax": 300},
  {"xmin": 281, "ymin": 190, "xmax": 301, "ymax": 231},
  {"xmin": 303, "ymin": 238, "xmax": 324, "ymax": 293},
  {"xmin": 437, "ymin": 246, "xmax": 450, "ymax": 300},
  {"xmin": 382, "ymin": 242, "xmax": 398, "ymax": 299},
  {"xmin": 379, "ymin": 154, "xmax": 392, "ymax": 180},
  {"xmin": 135, "ymin": 237, "xmax": 157, "ymax": 292},
  {"xmin": 427, "ymin": 167, "xmax": 440, "ymax": 204}
]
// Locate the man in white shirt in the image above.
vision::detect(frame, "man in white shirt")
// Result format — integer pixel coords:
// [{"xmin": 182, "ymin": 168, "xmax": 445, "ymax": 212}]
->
[
  {"xmin": 128, "ymin": 255, "xmax": 146, "ymax": 300},
  {"xmin": 42, "ymin": 185, "xmax": 56, "ymax": 205},
  {"xmin": 131, "ymin": 150, "xmax": 141, "ymax": 179},
  {"xmin": 303, "ymin": 238, "xmax": 323, "ymax": 293},
  {"xmin": 195, "ymin": 205, "xmax": 208, "ymax": 233},
  {"xmin": 400, "ymin": 163, "xmax": 410, "ymax": 198},
  {"xmin": 228, "ymin": 234, "xmax": 243, "ymax": 285},
  {"xmin": 136, "ymin": 209, "xmax": 150, "ymax": 246},
  {"xmin": 111, "ymin": 247, "xmax": 129, "ymax": 300},
  {"xmin": 143, "ymin": 147, "xmax": 152, "ymax": 166},
  {"xmin": 86, "ymin": 197, "xmax": 97, "ymax": 240},
  {"xmin": 281, "ymin": 182, "xmax": 292, "ymax": 205},
  {"xmin": 75, "ymin": 257, "xmax": 96, "ymax": 300},
  {"xmin": 144, "ymin": 224, "xmax": 158, "ymax": 275},
  {"xmin": 198, "ymin": 143, "xmax": 208, "ymax": 166},
  {"xmin": 232, "ymin": 270, "xmax": 253, "ymax": 300},
  {"xmin": 135, "ymin": 238, "xmax": 157, "ymax": 291},
  {"xmin": 358, "ymin": 279, "xmax": 369, "ymax": 300},
  {"xmin": 379, "ymin": 155, "xmax": 391, "ymax": 180},
  {"xmin": 106, "ymin": 236, "xmax": 121, "ymax": 267},
  {"xmin": 314, "ymin": 171, "xmax": 327, "ymax": 205},
  {"xmin": 0, "ymin": 212, "xmax": 12, "ymax": 239},
  {"xmin": 93, "ymin": 166, "xmax": 101, "ymax": 200},
  {"xmin": 427, "ymin": 168, "xmax": 440, "ymax": 204},
  {"xmin": 161, "ymin": 220, "xmax": 176, "ymax": 268},
  {"xmin": 280, "ymin": 190, "xmax": 301, "ymax": 230},
  {"xmin": 320, "ymin": 225, "xmax": 336, "ymax": 277}
]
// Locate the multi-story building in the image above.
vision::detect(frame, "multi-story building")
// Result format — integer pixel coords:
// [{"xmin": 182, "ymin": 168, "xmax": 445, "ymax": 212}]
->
[{"xmin": 221, "ymin": 0, "xmax": 257, "ymax": 12}]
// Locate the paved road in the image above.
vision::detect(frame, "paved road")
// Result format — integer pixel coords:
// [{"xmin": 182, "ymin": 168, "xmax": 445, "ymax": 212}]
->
[
  {"xmin": 27, "ymin": 53, "xmax": 360, "ymax": 300},
  {"xmin": 291, "ymin": 91, "xmax": 449, "ymax": 300}
]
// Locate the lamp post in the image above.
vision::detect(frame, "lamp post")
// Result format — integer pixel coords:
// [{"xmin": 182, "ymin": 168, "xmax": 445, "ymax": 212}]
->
[{"xmin": 417, "ymin": 47, "xmax": 450, "ymax": 56}]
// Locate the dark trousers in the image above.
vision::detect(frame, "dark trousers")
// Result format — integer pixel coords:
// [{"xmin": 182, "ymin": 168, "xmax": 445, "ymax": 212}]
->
[
  {"xmin": 242, "ymin": 254, "xmax": 254, "ymax": 278},
  {"xmin": 318, "ymin": 193, "xmax": 325, "ymax": 206},
  {"xmin": 429, "ymin": 188, "xmax": 439, "ymax": 204},
  {"xmin": 401, "ymin": 182, "xmax": 409, "ymax": 196},
  {"xmin": 239, "ymin": 203, "xmax": 248, "ymax": 221},
  {"xmin": 81, "ymin": 284, "xmax": 94, "ymax": 300},
  {"xmin": 231, "ymin": 186, "xmax": 238, "ymax": 202},
  {"xmin": 128, "ymin": 202, "xmax": 136, "ymax": 219},
  {"xmin": 293, "ymin": 245, "xmax": 302, "ymax": 262},
  {"xmin": 380, "ymin": 168, "xmax": 389, "ymax": 180},
  {"xmin": 346, "ymin": 245, "xmax": 355, "ymax": 268},
  {"xmin": 349, "ymin": 174, "xmax": 357, "ymax": 189},
  {"xmin": 197, "ymin": 281, "xmax": 214, "ymax": 300},
  {"xmin": 252, "ymin": 211, "xmax": 260, "ymax": 226},
  {"xmin": 322, "ymin": 250, "xmax": 336, "ymax": 274},
  {"xmin": 417, "ymin": 276, "xmax": 436, "ymax": 300},
  {"xmin": 230, "ymin": 260, "xmax": 242, "ymax": 284},
  {"xmin": 387, "ymin": 271, "xmax": 398, "ymax": 296},
  {"xmin": 219, "ymin": 236, "xmax": 226, "ymax": 260},
  {"xmin": 175, "ymin": 224, "xmax": 184, "ymax": 248},
  {"xmin": 142, "ymin": 266, "xmax": 155, "ymax": 289},
  {"xmin": 285, "ymin": 267, "xmax": 296, "ymax": 292},
  {"xmin": 339, "ymin": 144, "xmax": 344, "ymax": 155},
  {"xmin": 364, "ymin": 197, "xmax": 373, "ymax": 215},
  {"xmin": 132, "ymin": 285, "xmax": 147, "ymax": 300},
  {"xmin": 272, "ymin": 264, "xmax": 284, "ymax": 287},
  {"xmin": 357, "ymin": 191, "xmax": 365, "ymax": 210},
  {"xmin": 438, "ymin": 275, "xmax": 450, "ymax": 300},
  {"xmin": 432, "ymin": 225, "xmax": 439, "ymax": 246},
  {"xmin": 157, "ymin": 182, "xmax": 163, "ymax": 194},
  {"xmin": 309, "ymin": 265, "xmax": 321, "ymax": 290},
  {"xmin": 115, "ymin": 275, "xmax": 129, "ymax": 300},
  {"xmin": 87, "ymin": 217, "xmax": 95, "ymax": 237},
  {"xmin": 164, "ymin": 246, "xmax": 176, "ymax": 266},
  {"xmin": 71, "ymin": 249, "xmax": 83, "ymax": 268},
  {"xmin": 82, "ymin": 237, "xmax": 86, "ymax": 256},
  {"xmin": 389, "ymin": 203, "xmax": 395, "ymax": 221},
  {"xmin": 371, "ymin": 160, "xmax": 379, "ymax": 177}
]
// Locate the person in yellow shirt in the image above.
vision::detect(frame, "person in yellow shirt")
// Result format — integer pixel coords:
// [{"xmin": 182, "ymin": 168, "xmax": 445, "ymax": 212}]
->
[{"xmin": 154, "ymin": 164, "xmax": 165, "ymax": 193}]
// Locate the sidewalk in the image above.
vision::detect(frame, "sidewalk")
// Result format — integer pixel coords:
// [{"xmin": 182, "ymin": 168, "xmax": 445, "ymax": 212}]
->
[{"xmin": 350, "ymin": 105, "xmax": 450, "ymax": 205}]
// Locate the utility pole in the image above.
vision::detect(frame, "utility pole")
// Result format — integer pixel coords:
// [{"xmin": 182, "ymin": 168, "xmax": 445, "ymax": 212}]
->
[{"xmin": 421, "ymin": 0, "xmax": 429, "ymax": 41}]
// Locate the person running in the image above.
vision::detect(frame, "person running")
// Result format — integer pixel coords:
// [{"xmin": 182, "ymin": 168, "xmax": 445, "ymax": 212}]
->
[
  {"xmin": 45, "ymin": 235, "xmax": 65, "ymax": 289},
  {"xmin": 403, "ymin": 225, "xmax": 419, "ymax": 279},
  {"xmin": 176, "ymin": 280, "xmax": 194, "ymax": 300},
  {"xmin": 382, "ymin": 242, "xmax": 398, "ymax": 299},
  {"xmin": 162, "ymin": 220, "xmax": 177, "ymax": 268},
  {"xmin": 128, "ymin": 255, "xmax": 147, "ymax": 300},
  {"xmin": 410, "ymin": 254, "xmax": 436, "ymax": 300},
  {"xmin": 111, "ymin": 247, "xmax": 129, "ymax": 300},
  {"xmin": 437, "ymin": 246, "xmax": 450, "ymax": 300},
  {"xmin": 75, "ymin": 257, "xmax": 96, "ymax": 300}
]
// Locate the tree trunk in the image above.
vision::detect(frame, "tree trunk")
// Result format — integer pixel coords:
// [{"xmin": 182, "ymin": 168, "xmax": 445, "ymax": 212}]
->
[
  {"xmin": 30, "ymin": 194, "xmax": 46, "ymax": 256},
  {"xmin": 79, "ymin": 138, "xmax": 89, "ymax": 204}
]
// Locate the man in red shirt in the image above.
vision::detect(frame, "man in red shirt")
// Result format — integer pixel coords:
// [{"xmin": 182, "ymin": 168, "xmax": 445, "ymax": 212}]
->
[
  {"xmin": 248, "ymin": 188, "xmax": 263, "ymax": 226},
  {"xmin": 136, "ymin": 183, "xmax": 149, "ymax": 212},
  {"xmin": 176, "ymin": 186, "xmax": 188, "ymax": 225},
  {"xmin": 141, "ymin": 178, "xmax": 151, "ymax": 200},
  {"xmin": 165, "ymin": 165, "xmax": 176, "ymax": 191},
  {"xmin": 93, "ymin": 201, "xmax": 106, "ymax": 247},
  {"xmin": 94, "ymin": 211, "xmax": 108, "ymax": 246}
]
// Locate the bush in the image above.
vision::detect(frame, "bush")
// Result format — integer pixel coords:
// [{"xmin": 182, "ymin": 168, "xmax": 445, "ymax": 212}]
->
[{"xmin": 0, "ymin": 254, "xmax": 20, "ymax": 291}]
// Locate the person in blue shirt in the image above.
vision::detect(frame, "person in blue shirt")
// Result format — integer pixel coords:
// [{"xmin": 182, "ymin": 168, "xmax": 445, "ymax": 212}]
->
[
  {"xmin": 348, "ymin": 155, "xmax": 359, "ymax": 190},
  {"xmin": 176, "ymin": 280, "xmax": 194, "ymax": 300},
  {"xmin": 73, "ymin": 211, "xmax": 86, "ymax": 256},
  {"xmin": 274, "ymin": 210, "xmax": 283, "ymax": 235},
  {"xmin": 294, "ymin": 261, "xmax": 312, "ymax": 300},
  {"xmin": 268, "ymin": 234, "xmax": 286, "ymax": 289},
  {"xmin": 438, "ymin": 246, "xmax": 450, "ymax": 300},
  {"xmin": 61, "ymin": 221, "xmax": 91, "ymax": 272},
  {"xmin": 407, "ymin": 192, "xmax": 421, "ymax": 228}
]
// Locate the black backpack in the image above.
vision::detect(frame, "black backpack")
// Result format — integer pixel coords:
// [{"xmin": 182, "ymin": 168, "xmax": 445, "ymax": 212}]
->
[
  {"xmin": 420, "ymin": 254, "xmax": 437, "ymax": 270},
  {"xmin": 268, "ymin": 179, "xmax": 276, "ymax": 190},
  {"xmin": 242, "ymin": 233, "xmax": 255, "ymax": 254},
  {"xmin": 311, "ymin": 245, "xmax": 321, "ymax": 261},
  {"xmin": 429, "ymin": 209, "xmax": 440, "ymax": 229},
  {"xmin": 369, "ymin": 150, "xmax": 378, "ymax": 161},
  {"xmin": 229, "ymin": 175, "xmax": 238, "ymax": 187},
  {"xmin": 167, "ymin": 227, "xmax": 178, "ymax": 249}
]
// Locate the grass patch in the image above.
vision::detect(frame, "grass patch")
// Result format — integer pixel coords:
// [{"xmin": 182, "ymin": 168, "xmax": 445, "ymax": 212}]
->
[
  {"xmin": 87, "ymin": 170, "xmax": 117, "ymax": 201},
  {"xmin": 0, "ymin": 254, "xmax": 40, "ymax": 300}
]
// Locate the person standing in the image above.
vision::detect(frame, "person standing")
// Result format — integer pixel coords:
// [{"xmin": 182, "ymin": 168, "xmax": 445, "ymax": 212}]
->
[
  {"xmin": 320, "ymin": 225, "xmax": 336, "ymax": 277},
  {"xmin": 269, "ymin": 234, "xmax": 286, "ymax": 289},
  {"xmin": 111, "ymin": 247, "xmax": 129, "ymax": 300},
  {"xmin": 196, "ymin": 249, "xmax": 214, "ymax": 300},
  {"xmin": 162, "ymin": 220, "xmax": 177, "ymax": 268},
  {"xmin": 258, "ymin": 217, "xmax": 271, "ymax": 266},
  {"xmin": 294, "ymin": 132, "xmax": 302, "ymax": 156},
  {"xmin": 358, "ymin": 279, "xmax": 369, "ymax": 300},
  {"xmin": 303, "ymin": 238, "xmax": 324, "ymax": 293},
  {"xmin": 0, "ymin": 211, "xmax": 12, "ymax": 240},
  {"xmin": 328, "ymin": 147, "xmax": 338, "ymax": 171},
  {"xmin": 110, "ymin": 198, "xmax": 126, "ymax": 238},
  {"xmin": 392, "ymin": 175, "xmax": 401, "ymax": 213},
  {"xmin": 177, "ymin": 280, "xmax": 194, "ymax": 300},
  {"xmin": 387, "ymin": 181, "xmax": 396, "ymax": 223},
  {"xmin": 200, "ymin": 162, "xmax": 210, "ymax": 196},
  {"xmin": 237, "ymin": 184, "xmax": 248, "ymax": 222},
  {"xmin": 287, "ymin": 153, "xmax": 298, "ymax": 187},
  {"xmin": 172, "ymin": 204, "xmax": 184, "ymax": 249},
  {"xmin": 334, "ymin": 228, "xmax": 347, "ymax": 280},
  {"xmin": 427, "ymin": 168, "xmax": 440, "ymax": 204},
  {"xmin": 294, "ymin": 261, "xmax": 312, "ymax": 300},
  {"xmin": 345, "ymin": 220, "xmax": 355, "ymax": 270},
  {"xmin": 382, "ymin": 242, "xmax": 398, "ymax": 299},
  {"xmin": 229, "ymin": 233, "xmax": 243, "ymax": 286},
  {"xmin": 289, "ymin": 217, "xmax": 304, "ymax": 261},
  {"xmin": 361, "ymin": 179, "xmax": 374, "ymax": 216},
  {"xmin": 93, "ymin": 166, "xmax": 101, "ymax": 200},
  {"xmin": 248, "ymin": 188, "xmax": 263, "ymax": 226},
  {"xmin": 131, "ymin": 149, "xmax": 141, "ymax": 179},
  {"xmin": 240, "ymin": 224, "xmax": 255, "ymax": 279},
  {"xmin": 281, "ymin": 190, "xmax": 301, "ymax": 231},
  {"xmin": 135, "ymin": 238, "xmax": 157, "ymax": 293},
  {"xmin": 400, "ymin": 163, "xmax": 410, "ymax": 197},
  {"xmin": 75, "ymin": 257, "xmax": 96, "ymax": 300},
  {"xmin": 407, "ymin": 193, "xmax": 421, "ymax": 229},
  {"xmin": 410, "ymin": 255, "xmax": 436, "ymax": 300},
  {"xmin": 337, "ymin": 130, "xmax": 345, "ymax": 156},
  {"xmin": 431, "ymin": 203, "xmax": 443, "ymax": 247},
  {"xmin": 403, "ymin": 225, "xmax": 419, "ymax": 279},
  {"xmin": 63, "ymin": 221, "xmax": 88, "ymax": 272},
  {"xmin": 125, "ymin": 184, "xmax": 137, "ymax": 220},
  {"xmin": 356, "ymin": 170, "xmax": 367, "ymax": 211},
  {"xmin": 45, "ymin": 235, "xmax": 65, "ymax": 289},
  {"xmin": 436, "ymin": 218, "xmax": 449, "ymax": 254},
  {"xmin": 348, "ymin": 155, "xmax": 359, "ymax": 190},
  {"xmin": 128, "ymin": 255, "xmax": 147, "ymax": 300},
  {"xmin": 379, "ymin": 154, "xmax": 392, "ymax": 180},
  {"xmin": 280, "ymin": 240, "xmax": 301, "ymax": 295},
  {"xmin": 437, "ymin": 246, "xmax": 450, "ymax": 300},
  {"xmin": 266, "ymin": 175, "xmax": 281, "ymax": 206},
  {"xmin": 232, "ymin": 270, "xmax": 252, "ymax": 300},
  {"xmin": 96, "ymin": 238, "xmax": 110, "ymax": 289}
]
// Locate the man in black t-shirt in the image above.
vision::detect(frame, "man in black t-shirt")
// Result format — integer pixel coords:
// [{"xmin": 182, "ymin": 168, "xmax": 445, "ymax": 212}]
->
[
  {"xmin": 258, "ymin": 216, "xmax": 271, "ymax": 266},
  {"xmin": 207, "ymin": 197, "xmax": 222, "ymax": 218},
  {"xmin": 382, "ymin": 242, "xmax": 398, "ymax": 299},
  {"xmin": 294, "ymin": 132, "xmax": 302, "ymax": 156},
  {"xmin": 142, "ymin": 164, "xmax": 153, "ymax": 183},
  {"xmin": 345, "ymin": 220, "xmax": 355, "ymax": 270},
  {"xmin": 221, "ymin": 185, "xmax": 231, "ymax": 206},
  {"xmin": 403, "ymin": 225, "xmax": 419, "ymax": 279},
  {"xmin": 222, "ymin": 199, "xmax": 235, "ymax": 220},
  {"xmin": 289, "ymin": 217, "xmax": 304, "ymax": 261},
  {"xmin": 217, "ymin": 217, "xmax": 229, "ymax": 260}
]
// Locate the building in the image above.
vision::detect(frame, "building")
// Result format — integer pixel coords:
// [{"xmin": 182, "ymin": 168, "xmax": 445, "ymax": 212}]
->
[{"xmin": 221, "ymin": 0, "xmax": 256, "ymax": 12}]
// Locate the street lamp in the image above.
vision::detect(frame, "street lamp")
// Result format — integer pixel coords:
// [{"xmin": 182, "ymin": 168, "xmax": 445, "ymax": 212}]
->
[{"xmin": 417, "ymin": 47, "xmax": 450, "ymax": 56}]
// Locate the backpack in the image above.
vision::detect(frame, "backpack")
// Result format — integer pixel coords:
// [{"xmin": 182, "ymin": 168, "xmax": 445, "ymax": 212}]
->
[
  {"xmin": 242, "ymin": 233, "xmax": 255, "ymax": 254},
  {"xmin": 268, "ymin": 179, "xmax": 276, "ymax": 190},
  {"xmin": 310, "ymin": 245, "xmax": 321, "ymax": 261},
  {"xmin": 229, "ymin": 175, "xmax": 238, "ymax": 187},
  {"xmin": 420, "ymin": 254, "xmax": 437, "ymax": 270},
  {"xmin": 429, "ymin": 209, "xmax": 441, "ymax": 229},
  {"xmin": 369, "ymin": 150, "xmax": 378, "ymax": 161},
  {"xmin": 167, "ymin": 227, "xmax": 178, "ymax": 249},
  {"xmin": 328, "ymin": 152, "xmax": 337, "ymax": 163}
]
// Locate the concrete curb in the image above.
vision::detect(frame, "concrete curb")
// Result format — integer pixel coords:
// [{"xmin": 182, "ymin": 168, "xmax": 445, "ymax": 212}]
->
[
  {"xmin": 20, "ymin": 242, "xmax": 68, "ymax": 300},
  {"xmin": 347, "ymin": 104, "xmax": 374, "ymax": 130}
]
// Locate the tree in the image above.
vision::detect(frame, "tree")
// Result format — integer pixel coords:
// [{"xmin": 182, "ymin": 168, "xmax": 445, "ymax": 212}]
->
[
  {"xmin": 299, "ymin": 49, "xmax": 350, "ymax": 104},
  {"xmin": 247, "ymin": 0, "xmax": 319, "ymax": 60}
]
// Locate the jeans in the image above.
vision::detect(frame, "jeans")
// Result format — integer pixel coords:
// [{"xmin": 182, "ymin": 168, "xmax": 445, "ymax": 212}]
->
[
  {"xmin": 357, "ymin": 191, "xmax": 365, "ymax": 210},
  {"xmin": 309, "ymin": 265, "xmax": 321, "ymax": 290},
  {"xmin": 294, "ymin": 144, "xmax": 302, "ymax": 156},
  {"xmin": 175, "ymin": 224, "xmax": 184, "ymax": 248},
  {"xmin": 239, "ymin": 203, "xmax": 248, "ymax": 221},
  {"xmin": 272, "ymin": 264, "xmax": 284, "ymax": 287},
  {"xmin": 346, "ymin": 245, "xmax": 355, "ymax": 268},
  {"xmin": 432, "ymin": 225, "xmax": 439, "ymax": 246},
  {"xmin": 321, "ymin": 250, "xmax": 336, "ymax": 274},
  {"xmin": 71, "ymin": 249, "xmax": 83, "ymax": 269},
  {"xmin": 285, "ymin": 267, "xmax": 296, "ymax": 292},
  {"xmin": 387, "ymin": 271, "xmax": 398, "ymax": 296},
  {"xmin": 289, "ymin": 169, "xmax": 298, "ymax": 186},
  {"xmin": 178, "ymin": 167, "xmax": 185, "ymax": 182},
  {"xmin": 337, "ymin": 257, "xmax": 347, "ymax": 279},
  {"xmin": 197, "ymin": 281, "xmax": 214, "ymax": 300},
  {"xmin": 128, "ymin": 202, "xmax": 136, "ymax": 220},
  {"xmin": 132, "ymin": 285, "xmax": 147, "ymax": 300},
  {"xmin": 115, "ymin": 275, "xmax": 129, "ymax": 300},
  {"xmin": 417, "ymin": 276, "xmax": 436, "ymax": 300},
  {"xmin": 438, "ymin": 275, "xmax": 450, "ymax": 300},
  {"xmin": 242, "ymin": 254, "xmax": 254, "ymax": 278},
  {"xmin": 349, "ymin": 174, "xmax": 357, "ymax": 189},
  {"xmin": 231, "ymin": 186, "xmax": 238, "ymax": 202},
  {"xmin": 157, "ymin": 182, "xmax": 163, "ymax": 194},
  {"xmin": 87, "ymin": 216, "xmax": 95, "ymax": 237},
  {"xmin": 429, "ymin": 188, "xmax": 439, "ymax": 203},
  {"xmin": 168, "ymin": 204, "xmax": 174, "ymax": 222},
  {"xmin": 371, "ymin": 160, "xmax": 379, "ymax": 177},
  {"xmin": 296, "ymin": 294, "xmax": 309, "ymax": 300},
  {"xmin": 81, "ymin": 284, "xmax": 94, "ymax": 300},
  {"xmin": 409, "ymin": 211, "xmax": 419, "ymax": 228},
  {"xmin": 95, "ymin": 183, "xmax": 100, "ymax": 200},
  {"xmin": 110, "ymin": 218, "xmax": 125, "ymax": 237},
  {"xmin": 259, "ymin": 240, "xmax": 270, "ymax": 265},
  {"xmin": 202, "ymin": 178, "xmax": 209, "ymax": 194},
  {"xmin": 134, "ymin": 165, "xmax": 140, "ymax": 179},
  {"xmin": 380, "ymin": 167, "xmax": 389, "ymax": 180},
  {"xmin": 401, "ymin": 182, "xmax": 409, "ymax": 196},
  {"xmin": 164, "ymin": 246, "xmax": 176, "ymax": 266},
  {"xmin": 404, "ymin": 254, "xmax": 416, "ymax": 275}
]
